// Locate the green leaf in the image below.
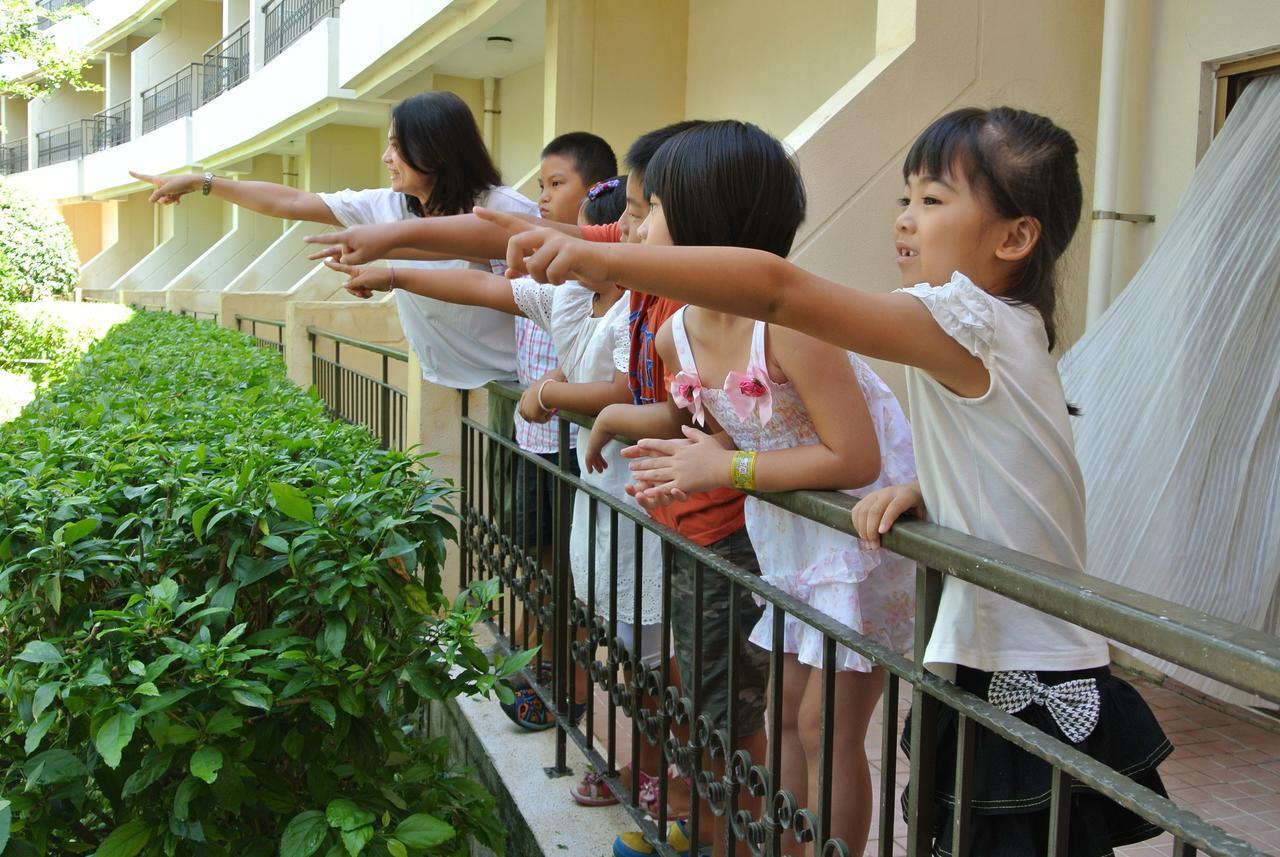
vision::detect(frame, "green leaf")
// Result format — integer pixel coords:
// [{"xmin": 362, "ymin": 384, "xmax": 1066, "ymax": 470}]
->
[
  {"xmin": 309, "ymin": 699, "xmax": 336, "ymax": 728},
  {"xmin": 270, "ymin": 482, "xmax": 315, "ymax": 522},
  {"xmin": 96, "ymin": 819, "xmax": 153, "ymax": 857},
  {"xmin": 32, "ymin": 681, "xmax": 60, "ymax": 719},
  {"xmin": 173, "ymin": 776, "xmax": 201, "ymax": 820},
  {"xmin": 340, "ymin": 825, "xmax": 373, "ymax": 857},
  {"xmin": 190, "ymin": 746, "xmax": 224, "ymax": 784},
  {"xmin": 393, "ymin": 813, "xmax": 455, "ymax": 849},
  {"xmin": 128, "ymin": 659, "xmax": 146, "ymax": 676},
  {"xmin": 324, "ymin": 798, "xmax": 376, "ymax": 832},
  {"xmin": 192, "ymin": 499, "xmax": 217, "ymax": 542},
  {"xmin": 232, "ymin": 689, "xmax": 271, "ymax": 711},
  {"xmin": 24, "ymin": 748, "xmax": 88, "ymax": 786},
  {"xmin": 385, "ymin": 839, "xmax": 407, "ymax": 857},
  {"xmin": 134, "ymin": 681, "xmax": 160, "ymax": 697},
  {"xmin": 261, "ymin": 534, "xmax": 291, "ymax": 554},
  {"xmin": 401, "ymin": 584, "xmax": 430, "ymax": 614},
  {"xmin": 280, "ymin": 809, "xmax": 328, "ymax": 857},
  {"xmin": 24, "ymin": 709, "xmax": 57, "ymax": 753},
  {"xmin": 60, "ymin": 517, "xmax": 98, "ymax": 545},
  {"xmin": 321, "ymin": 617, "xmax": 347, "ymax": 659},
  {"xmin": 205, "ymin": 707, "xmax": 243, "ymax": 735},
  {"xmin": 0, "ymin": 798, "xmax": 10, "ymax": 854},
  {"xmin": 123, "ymin": 748, "xmax": 175, "ymax": 796},
  {"xmin": 337, "ymin": 684, "xmax": 365, "ymax": 718},
  {"xmin": 94, "ymin": 710, "xmax": 138, "ymax": 769},
  {"xmin": 16, "ymin": 640, "xmax": 63, "ymax": 664}
]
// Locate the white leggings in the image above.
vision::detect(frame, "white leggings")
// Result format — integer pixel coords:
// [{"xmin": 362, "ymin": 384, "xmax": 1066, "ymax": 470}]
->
[{"xmin": 614, "ymin": 620, "xmax": 665, "ymax": 668}]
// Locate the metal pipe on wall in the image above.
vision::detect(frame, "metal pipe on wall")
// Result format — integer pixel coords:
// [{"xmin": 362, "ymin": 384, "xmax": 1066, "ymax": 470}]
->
[{"xmin": 1085, "ymin": 0, "xmax": 1129, "ymax": 326}]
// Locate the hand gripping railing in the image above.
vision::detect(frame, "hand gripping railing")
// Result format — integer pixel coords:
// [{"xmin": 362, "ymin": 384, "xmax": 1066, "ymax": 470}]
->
[{"xmin": 459, "ymin": 379, "xmax": 1280, "ymax": 857}]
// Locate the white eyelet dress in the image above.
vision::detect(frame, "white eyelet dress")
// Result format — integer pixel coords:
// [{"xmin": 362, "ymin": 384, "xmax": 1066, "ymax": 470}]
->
[
  {"xmin": 510, "ymin": 280, "xmax": 665, "ymax": 629},
  {"xmin": 669, "ymin": 308, "xmax": 917, "ymax": 671}
]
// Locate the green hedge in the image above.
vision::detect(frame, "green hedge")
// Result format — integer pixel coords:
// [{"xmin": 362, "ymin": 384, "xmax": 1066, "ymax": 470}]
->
[
  {"xmin": 0, "ymin": 182, "xmax": 79, "ymax": 302},
  {"xmin": 0, "ymin": 313, "xmax": 524, "ymax": 856}
]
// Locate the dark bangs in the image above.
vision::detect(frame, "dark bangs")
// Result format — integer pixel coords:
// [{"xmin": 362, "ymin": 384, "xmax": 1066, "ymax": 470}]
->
[
  {"xmin": 902, "ymin": 107, "xmax": 993, "ymax": 199},
  {"xmin": 643, "ymin": 121, "xmax": 806, "ymax": 257}
]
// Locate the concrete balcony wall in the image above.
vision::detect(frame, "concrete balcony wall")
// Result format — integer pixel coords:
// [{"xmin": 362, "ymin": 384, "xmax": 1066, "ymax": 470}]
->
[
  {"xmin": 190, "ymin": 18, "xmax": 347, "ymax": 164},
  {"xmin": 59, "ymin": 201, "xmax": 109, "ymax": 264},
  {"xmin": 222, "ymin": 220, "xmax": 335, "ymax": 294},
  {"xmin": 84, "ymin": 118, "xmax": 193, "ymax": 196},
  {"xmin": 336, "ymin": 0, "xmax": 454, "ymax": 90},
  {"xmin": 79, "ymin": 192, "xmax": 156, "ymax": 297},
  {"xmin": 7, "ymin": 160, "xmax": 81, "ymax": 200}
]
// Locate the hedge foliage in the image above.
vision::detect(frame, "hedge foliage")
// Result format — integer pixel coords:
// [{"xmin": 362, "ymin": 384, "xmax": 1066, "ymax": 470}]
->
[
  {"xmin": 0, "ymin": 312, "xmax": 525, "ymax": 856},
  {"xmin": 0, "ymin": 181, "xmax": 80, "ymax": 302}
]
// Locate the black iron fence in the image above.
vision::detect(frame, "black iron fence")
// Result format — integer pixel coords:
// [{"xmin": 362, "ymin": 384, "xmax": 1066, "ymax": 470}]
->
[
  {"xmin": 202, "ymin": 21, "xmax": 251, "ymax": 104},
  {"xmin": 88, "ymin": 100, "xmax": 130, "ymax": 153},
  {"xmin": 35, "ymin": 120, "xmax": 90, "ymax": 166},
  {"xmin": 140, "ymin": 64, "xmax": 203, "ymax": 134},
  {"xmin": 460, "ymin": 381, "xmax": 1280, "ymax": 857},
  {"xmin": 234, "ymin": 314, "xmax": 285, "ymax": 355},
  {"xmin": 308, "ymin": 326, "xmax": 408, "ymax": 451},
  {"xmin": 0, "ymin": 139, "xmax": 28, "ymax": 175},
  {"xmin": 263, "ymin": 0, "xmax": 342, "ymax": 64}
]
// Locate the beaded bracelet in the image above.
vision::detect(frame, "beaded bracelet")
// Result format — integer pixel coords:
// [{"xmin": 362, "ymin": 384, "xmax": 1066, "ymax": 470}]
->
[{"xmin": 730, "ymin": 450, "xmax": 757, "ymax": 490}]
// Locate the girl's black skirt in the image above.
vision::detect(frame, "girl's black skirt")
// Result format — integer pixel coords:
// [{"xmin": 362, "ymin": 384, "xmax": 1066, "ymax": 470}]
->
[{"xmin": 901, "ymin": 665, "xmax": 1174, "ymax": 857}]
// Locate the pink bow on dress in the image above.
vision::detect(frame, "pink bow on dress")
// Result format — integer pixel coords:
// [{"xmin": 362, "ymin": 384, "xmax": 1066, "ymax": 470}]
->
[
  {"xmin": 670, "ymin": 371, "xmax": 706, "ymax": 427},
  {"xmin": 724, "ymin": 368, "xmax": 773, "ymax": 425}
]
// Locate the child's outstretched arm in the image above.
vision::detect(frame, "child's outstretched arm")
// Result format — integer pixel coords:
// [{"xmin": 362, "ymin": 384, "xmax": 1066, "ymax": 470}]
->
[
  {"xmin": 585, "ymin": 400, "xmax": 688, "ymax": 474},
  {"xmin": 537, "ymin": 370, "xmax": 632, "ymax": 418},
  {"xmin": 324, "ymin": 259, "xmax": 520, "ymax": 316},
  {"xmin": 475, "ymin": 209, "xmax": 987, "ymax": 397},
  {"xmin": 304, "ymin": 212, "xmax": 583, "ymax": 266}
]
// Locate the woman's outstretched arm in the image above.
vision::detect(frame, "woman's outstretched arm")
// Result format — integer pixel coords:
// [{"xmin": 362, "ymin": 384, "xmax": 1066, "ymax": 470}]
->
[{"xmin": 130, "ymin": 171, "xmax": 339, "ymax": 225}]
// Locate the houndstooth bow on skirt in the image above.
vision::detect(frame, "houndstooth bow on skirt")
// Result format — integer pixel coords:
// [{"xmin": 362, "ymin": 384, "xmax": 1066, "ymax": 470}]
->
[{"xmin": 987, "ymin": 671, "xmax": 1101, "ymax": 744}]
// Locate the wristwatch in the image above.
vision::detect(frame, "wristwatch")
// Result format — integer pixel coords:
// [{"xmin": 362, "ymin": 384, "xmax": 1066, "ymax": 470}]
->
[{"xmin": 201, "ymin": 172, "xmax": 215, "ymax": 196}]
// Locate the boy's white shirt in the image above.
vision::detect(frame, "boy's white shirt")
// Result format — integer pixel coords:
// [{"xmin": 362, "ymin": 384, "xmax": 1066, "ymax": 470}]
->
[
  {"xmin": 899, "ymin": 272, "xmax": 1111, "ymax": 676},
  {"xmin": 318, "ymin": 185, "xmax": 537, "ymax": 389}
]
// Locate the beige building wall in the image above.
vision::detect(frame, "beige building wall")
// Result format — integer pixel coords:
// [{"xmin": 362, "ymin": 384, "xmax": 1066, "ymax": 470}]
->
[
  {"xmin": 496, "ymin": 61, "xmax": 544, "ymax": 186},
  {"xmin": 302, "ymin": 124, "xmax": 387, "ymax": 194},
  {"xmin": 59, "ymin": 201, "xmax": 108, "ymax": 263},
  {"xmin": 435, "ymin": 73, "xmax": 486, "ymax": 121},
  {"xmin": 1108, "ymin": 0, "xmax": 1280, "ymax": 302},
  {"xmin": 788, "ymin": 0, "xmax": 1105, "ymax": 401},
  {"xmin": 30, "ymin": 63, "xmax": 107, "ymax": 131},
  {"xmin": 686, "ymin": 0, "xmax": 878, "ymax": 137},
  {"xmin": 131, "ymin": 0, "xmax": 222, "ymax": 95}
]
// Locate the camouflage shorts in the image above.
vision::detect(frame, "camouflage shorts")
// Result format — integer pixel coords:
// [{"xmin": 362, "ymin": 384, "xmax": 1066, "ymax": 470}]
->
[{"xmin": 670, "ymin": 527, "xmax": 769, "ymax": 738}]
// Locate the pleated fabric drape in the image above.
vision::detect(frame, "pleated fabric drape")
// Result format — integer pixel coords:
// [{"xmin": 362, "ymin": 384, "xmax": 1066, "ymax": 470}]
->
[{"xmin": 1060, "ymin": 73, "xmax": 1280, "ymax": 707}]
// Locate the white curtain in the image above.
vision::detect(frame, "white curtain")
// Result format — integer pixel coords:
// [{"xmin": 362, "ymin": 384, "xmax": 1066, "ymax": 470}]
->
[{"xmin": 1060, "ymin": 73, "xmax": 1280, "ymax": 707}]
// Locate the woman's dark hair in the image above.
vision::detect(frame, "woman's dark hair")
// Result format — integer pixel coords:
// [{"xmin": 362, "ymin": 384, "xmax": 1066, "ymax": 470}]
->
[
  {"xmin": 643, "ymin": 121, "xmax": 806, "ymax": 257},
  {"xmin": 580, "ymin": 176, "xmax": 627, "ymax": 226},
  {"xmin": 391, "ymin": 91, "xmax": 502, "ymax": 217},
  {"xmin": 903, "ymin": 106, "xmax": 1082, "ymax": 351}
]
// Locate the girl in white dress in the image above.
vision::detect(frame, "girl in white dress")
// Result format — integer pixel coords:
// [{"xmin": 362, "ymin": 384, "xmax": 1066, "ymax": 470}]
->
[{"xmin": 579, "ymin": 122, "xmax": 916, "ymax": 856}]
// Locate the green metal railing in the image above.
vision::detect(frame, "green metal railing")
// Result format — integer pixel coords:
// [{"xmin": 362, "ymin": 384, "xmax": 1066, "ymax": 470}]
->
[
  {"xmin": 460, "ymin": 380, "xmax": 1280, "ymax": 857},
  {"xmin": 307, "ymin": 327, "xmax": 408, "ymax": 451}
]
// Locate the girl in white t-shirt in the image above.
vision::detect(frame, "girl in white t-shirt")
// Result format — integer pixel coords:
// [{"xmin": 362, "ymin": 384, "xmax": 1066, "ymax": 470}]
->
[{"xmin": 481, "ymin": 107, "xmax": 1172, "ymax": 857}]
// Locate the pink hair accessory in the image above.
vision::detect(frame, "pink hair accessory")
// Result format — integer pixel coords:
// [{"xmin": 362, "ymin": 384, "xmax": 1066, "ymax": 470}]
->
[
  {"xmin": 669, "ymin": 371, "xmax": 706, "ymax": 427},
  {"xmin": 724, "ymin": 367, "xmax": 773, "ymax": 425}
]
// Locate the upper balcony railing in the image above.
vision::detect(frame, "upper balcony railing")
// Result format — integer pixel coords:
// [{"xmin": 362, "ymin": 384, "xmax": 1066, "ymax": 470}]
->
[
  {"xmin": 262, "ymin": 0, "xmax": 342, "ymax": 64},
  {"xmin": 88, "ymin": 100, "xmax": 130, "ymax": 153},
  {"xmin": 36, "ymin": 0, "xmax": 88, "ymax": 30},
  {"xmin": 201, "ymin": 21, "xmax": 251, "ymax": 105},
  {"xmin": 0, "ymin": 139, "xmax": 29, "ymax": 175},
  {"xmin": 140, "ymin": 63, "xmax": 203, "ymax": 135},
  {"xmin": 36, "ymin": 120, "xmax": 90, "ymax": 167}
]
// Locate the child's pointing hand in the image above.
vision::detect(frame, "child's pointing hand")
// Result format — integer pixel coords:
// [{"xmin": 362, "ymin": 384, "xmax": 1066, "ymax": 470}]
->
[{"xmin": 474, "ymin": 206, "xmax": 612, "ymax": 287}]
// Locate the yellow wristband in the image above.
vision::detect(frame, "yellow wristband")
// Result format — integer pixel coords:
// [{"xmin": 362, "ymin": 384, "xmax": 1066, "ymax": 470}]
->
[{"xmin": 730, "ymin": 450, "xmax": 757, "ymax": 490}]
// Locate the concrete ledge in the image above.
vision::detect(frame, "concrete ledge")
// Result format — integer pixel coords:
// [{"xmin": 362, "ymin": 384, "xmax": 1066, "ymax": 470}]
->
[{"xmin": 426, "ymin": 631, "xmax": 629, "ymax": 856}]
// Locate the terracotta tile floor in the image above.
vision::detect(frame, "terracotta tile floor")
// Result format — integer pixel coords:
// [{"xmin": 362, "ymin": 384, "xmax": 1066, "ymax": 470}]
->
[{"xmin": 592, "ymin": 676, "xmax": 1280, "ymax": 855}]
